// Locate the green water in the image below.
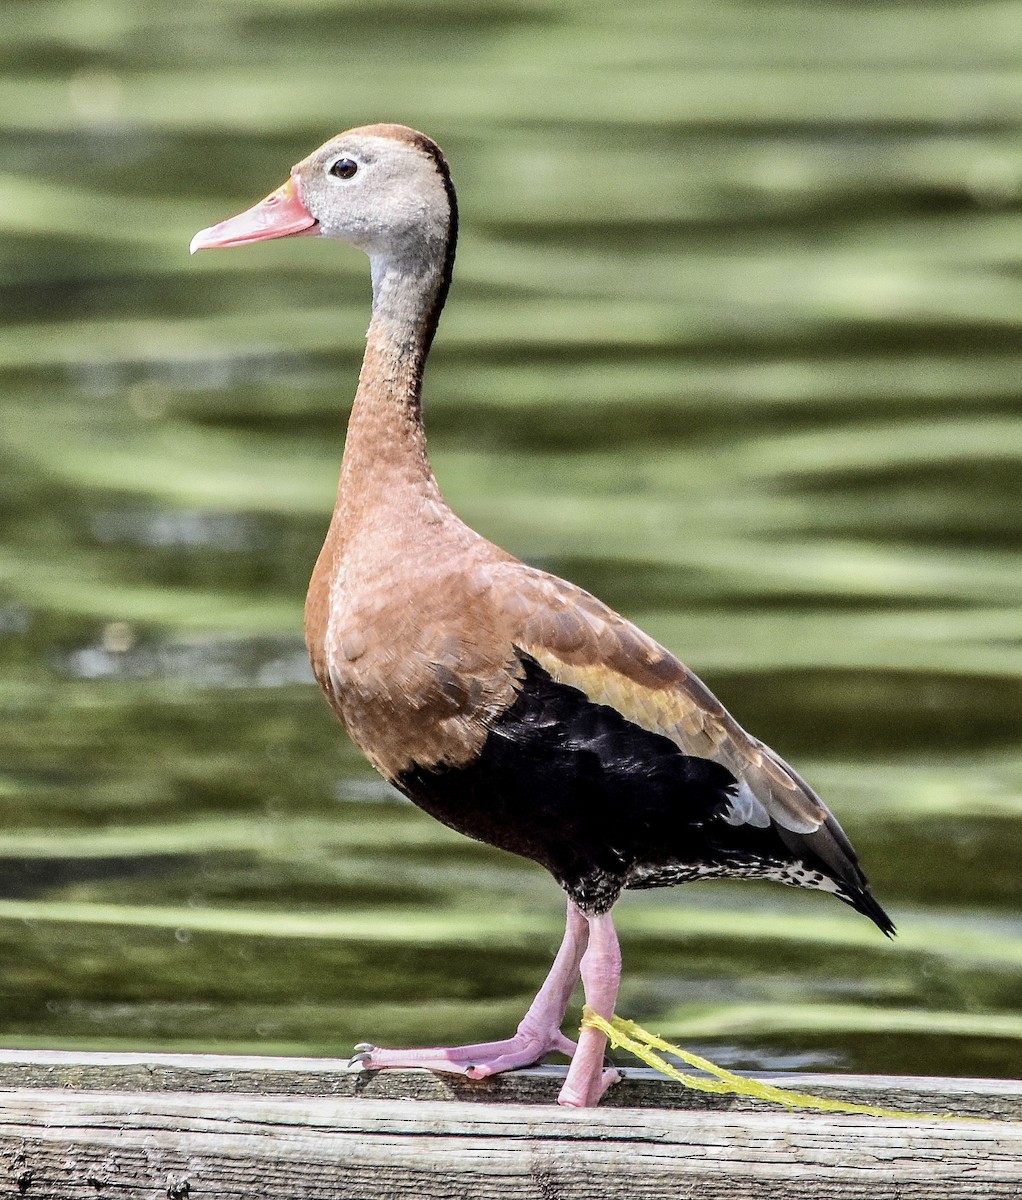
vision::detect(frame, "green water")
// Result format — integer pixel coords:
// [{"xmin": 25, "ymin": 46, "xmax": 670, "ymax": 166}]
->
[{"xmin": 1, "ymin": 0, "xmax": 1021, "ymax": 1081}]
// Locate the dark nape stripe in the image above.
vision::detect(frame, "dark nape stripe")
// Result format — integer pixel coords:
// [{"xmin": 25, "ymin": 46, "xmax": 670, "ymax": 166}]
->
[{"xmin": 408, "ymin": 131, "xmax": 459, "ymax": 359}]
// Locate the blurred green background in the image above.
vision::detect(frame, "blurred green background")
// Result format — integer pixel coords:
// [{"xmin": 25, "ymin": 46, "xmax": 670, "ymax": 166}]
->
[{"xmin": 1, "ymin": 0, "xmax": 1021, "ymax": 1080}]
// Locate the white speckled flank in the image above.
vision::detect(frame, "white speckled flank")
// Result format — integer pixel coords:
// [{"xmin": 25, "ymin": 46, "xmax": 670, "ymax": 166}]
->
[{"xmin": 626, "ymin": 859, "xmax": 842, "ymax": 896}]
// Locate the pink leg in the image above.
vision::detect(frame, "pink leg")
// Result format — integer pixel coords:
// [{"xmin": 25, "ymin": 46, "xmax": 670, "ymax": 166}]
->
[
  {"xmin": 356, "ymin": 901, "xmax": 588, "ymax": 1077},
  {"xmin": 557, "ymin": 909, "xmax": 622, "ymax": 1108}
]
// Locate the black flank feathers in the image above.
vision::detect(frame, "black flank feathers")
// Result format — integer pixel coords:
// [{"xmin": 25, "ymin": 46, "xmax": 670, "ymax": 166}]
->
[{"xmin": 397, "ymin": 654, "xmax": 890, "ymax": 929}]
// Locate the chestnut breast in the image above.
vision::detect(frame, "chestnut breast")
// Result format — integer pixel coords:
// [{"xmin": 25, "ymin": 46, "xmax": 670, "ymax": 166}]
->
[{"xmin": 305, "ymin": 523, "xmax": 519, "ymax": 780}]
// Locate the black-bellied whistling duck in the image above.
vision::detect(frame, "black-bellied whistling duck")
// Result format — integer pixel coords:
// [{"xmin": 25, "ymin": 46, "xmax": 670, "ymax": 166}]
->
[{"xmin": 190, "ymin": 124, "xmax": 894, "ymax": 1108}]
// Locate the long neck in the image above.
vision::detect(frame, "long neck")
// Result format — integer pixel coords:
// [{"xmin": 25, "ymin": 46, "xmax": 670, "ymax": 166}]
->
[
  {"xmin": 306, "ymin": 252, "xmax": 452, "ymax": 664},
  {"xmin": 336, "ymin": 250, "xmax": 450, "ymax": 533},
  {"xmin": 330, "ymin": 137, "xmax": 460, "ymax": 561}
]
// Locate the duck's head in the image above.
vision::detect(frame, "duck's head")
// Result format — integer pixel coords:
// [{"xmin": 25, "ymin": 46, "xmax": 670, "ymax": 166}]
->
[{"xmin": 189, "ymin": 124, "xmax": 457, "ymax": 266}]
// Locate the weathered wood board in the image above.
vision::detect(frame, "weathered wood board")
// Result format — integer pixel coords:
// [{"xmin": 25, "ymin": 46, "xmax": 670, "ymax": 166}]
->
[{"xmin": 0, "ymin": 1051, "xmax": 1018, "ymax": 1199}]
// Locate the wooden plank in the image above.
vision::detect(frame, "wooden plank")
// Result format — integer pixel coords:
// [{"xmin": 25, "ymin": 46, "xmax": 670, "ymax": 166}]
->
[
  {"xmin": 0, "ymin": 1049, "xmax": 1019, "ymax": 1118},
  {"xmin": 0, "ymin": 1088, "xmax": 1019, "ymax": 1199},
  {"xmin": 0, "ymin": 1053, "xmax": 1018, "ymax": 1199}
]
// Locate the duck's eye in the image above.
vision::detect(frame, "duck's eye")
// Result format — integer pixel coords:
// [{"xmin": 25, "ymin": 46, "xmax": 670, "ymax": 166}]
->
[{"xmin": 329, "ymin": 158, "xmax": 358, "ymax": 180}]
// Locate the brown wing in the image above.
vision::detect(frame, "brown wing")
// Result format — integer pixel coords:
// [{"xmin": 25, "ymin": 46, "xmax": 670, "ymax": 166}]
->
[{"xmin": 487, "ymin": 561, "xmax": 831, "ymax": 839}]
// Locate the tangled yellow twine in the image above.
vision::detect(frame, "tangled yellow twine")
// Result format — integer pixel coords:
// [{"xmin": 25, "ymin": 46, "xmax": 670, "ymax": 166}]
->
[{"xmin": 581, "ymin": 1007, "xmax": 990, "ymax": 1122}]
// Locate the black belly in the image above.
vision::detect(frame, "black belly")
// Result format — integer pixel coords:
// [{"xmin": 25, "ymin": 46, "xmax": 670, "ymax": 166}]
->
[{"xmin": 396, "ymin": 655, "xmax": 799, "ymax": 913}]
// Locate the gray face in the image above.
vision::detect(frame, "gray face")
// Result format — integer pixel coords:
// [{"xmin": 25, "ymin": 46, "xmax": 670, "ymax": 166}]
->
[{"xmin": 294, "ymin": 132, "xmax": 451, "ymax": 268}]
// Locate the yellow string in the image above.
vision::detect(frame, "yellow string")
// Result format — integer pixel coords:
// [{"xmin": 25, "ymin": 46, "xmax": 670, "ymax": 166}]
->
[{"xmin": 581, "ymin": 1007, "xmax": 991, "ymax": 1122}]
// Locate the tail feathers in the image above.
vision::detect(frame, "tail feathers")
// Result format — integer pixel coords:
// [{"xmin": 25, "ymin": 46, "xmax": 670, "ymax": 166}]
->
[
  {"xmin": 843, "ymin": 884, "xmax": 896, "ymax": 939},
  {"xmin": 775, "ymin": 818, "xmax": 895, "ymax": 939}
]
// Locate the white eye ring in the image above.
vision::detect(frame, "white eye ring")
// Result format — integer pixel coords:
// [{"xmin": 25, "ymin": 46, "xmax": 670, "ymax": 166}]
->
[{"xmin": 327, "ymin": 157, "xmax": 359, "ymax": 180}]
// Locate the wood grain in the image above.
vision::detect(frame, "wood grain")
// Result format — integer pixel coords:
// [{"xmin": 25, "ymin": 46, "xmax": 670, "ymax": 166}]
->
[
  {"xmin": 0, "ymin": 1053, "xmax": 1018, "ymax": 1198},
  {"xmin": 0, "ymin": 1050, "xmax": 1018, "ymax": 1117}
]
